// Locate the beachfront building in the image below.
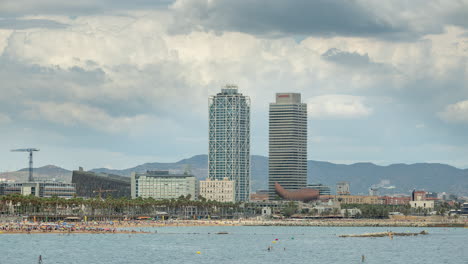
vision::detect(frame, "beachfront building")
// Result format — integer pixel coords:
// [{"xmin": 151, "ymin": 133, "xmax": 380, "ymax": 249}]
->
[
  {"xmin": 131, "ymin": 170, "xmax": 196, "ymax": 200},
  {"xmin": 199, "ymin": 178, "xmax": 235, "ymax": 203},
  {"xmin": 268, "ymin": 93, "xmax": 307, "ymax": 200},
  {"xmin": 0, "ymin": 182, "xmax": 76, "ymax": 198},
  {"xmin": 320, "ymin": 195, "xmax": 383, "ymax": 205},
  {"xmin": 209, "ymin": 85, "xmax": 251, "ymax": 202},
  {"xmin": 72, "ymin": 168, "xmax": 131, "ymax": 198},
  {"xmin": 307, "ymin": 183, "xmax": 331, "ymax": 195}
]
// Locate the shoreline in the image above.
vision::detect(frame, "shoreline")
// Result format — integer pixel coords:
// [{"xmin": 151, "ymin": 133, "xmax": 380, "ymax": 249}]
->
[{"xmin": 1, "ymin": 218, "xmax": 465, "ymax": 234}]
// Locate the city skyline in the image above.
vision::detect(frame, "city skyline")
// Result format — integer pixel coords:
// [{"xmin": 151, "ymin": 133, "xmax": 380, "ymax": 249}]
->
[{"xmin": 0, "ymin": 1, "xmax": 467, "ymax": 171}]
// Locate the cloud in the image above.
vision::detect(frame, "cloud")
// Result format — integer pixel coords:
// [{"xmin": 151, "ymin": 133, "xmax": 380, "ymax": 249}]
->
[
  {"xmin": 23, "ymin": 101, "xmax": 157, "ymax": 133},
  {"xmin": 438, "ymin": 100, "xmax": 468, "ymax": 123},
  {"xmin": 0, "ymin": 0, "xmax": 173, "ymax": 17},
  {"xmin": 307, "ymin": 95, "xmax": 373, "ymax": 119},
  {"xmin": 169, "ymin": 0, "xmax": 400, "ymax": 38},
  {"xmin": 0, "ymin": 9, "xmax": 466, "ymax": 169},
  {"xmin": 0, "ymin": 19, "xmax": 68, "ymax": 29},
  {"xmin": 0, "ymin": 113, "xmax": 11, "ymax": 124},
  {"xmin": 322, "ymin": 48, "xmax": 371, "ymax": 66},
  {"xmin": 169, "ymin": 0, "xmax": 468, "ymax": 40}
]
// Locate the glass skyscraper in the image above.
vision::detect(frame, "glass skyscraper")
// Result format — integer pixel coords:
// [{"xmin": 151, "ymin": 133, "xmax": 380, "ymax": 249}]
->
[
  {"xmin": 268, "ymin": 93, "xmax": 307, "ymax": 200},
  {"xmin": 209, "ymin": 85, "xmax": 250, "ymax": 202}
]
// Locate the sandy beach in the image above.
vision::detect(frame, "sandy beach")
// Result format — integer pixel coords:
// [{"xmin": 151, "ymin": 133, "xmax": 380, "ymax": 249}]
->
[{"xmin": 0, "ymin": 216, "xmax": 465, "ymax": 234}]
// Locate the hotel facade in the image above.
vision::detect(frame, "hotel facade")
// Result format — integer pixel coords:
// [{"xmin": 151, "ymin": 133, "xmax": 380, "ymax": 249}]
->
[
  {"xmin": 131, "ymin": 171, "xmax": 196, "ymax": 200},
  {"xmin": 208, "ymin": 85, "xmax": 251, "ymax": 202},
  {"xmin": 199, "ymin": 178, "xmax": 235, "ymax": 203}
]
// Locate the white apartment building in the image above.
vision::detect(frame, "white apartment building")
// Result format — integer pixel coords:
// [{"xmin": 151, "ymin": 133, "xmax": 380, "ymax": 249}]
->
[
  {"xmin": 410, "ymin": 200, "xmax": 435, "ymax": 209},
  {"xmin": 199, "ymin": 178, "xmax": 235, "ymax": 203},
  {"xmin": 131, "ymin": 171, "xmax": 196, "ymax": 200}
]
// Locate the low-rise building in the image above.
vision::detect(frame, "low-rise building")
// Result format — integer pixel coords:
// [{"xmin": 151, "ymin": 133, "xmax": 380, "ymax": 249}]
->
[
  {"xmin": 410, "ymin": 200, "xmax": 434, "ymax": 209},
  {"xmin": 341, "ymin": 208, "xmax": 362, "ymax": 217},
  {"xmin": 381, "ymin": 196, "xmax": 411, "ymax": 205},
  {"xmin": 461, "ymin": 203, "xmax": 468, "ymax": 215},
  {"xmin": 308, "ymin": 183, "xmax": 331, "ymax": 195},
  {"xmin": 412, "ymin": 190, "xmax": 426, "ymax": 201},
  {"xmin": 250, "ymin": 192, "xmax": 269, "ymax": 201},
  {"xmin": 72, "ymin": 169, "xmax": 131, "ymax": 198},
  {"xmin": 0, "ymin": 182, "xmax": 76, "ymax": 198},
  {"xmin": 320, "ymin": 195, "xmax": 383, "ymax": 205},
  {"xmin": 199, "ymin": 178, "xmax": 235, "ymax": 203},
  {"xmin": 336, "ymin": 181, "xmax": 350, "ymax": 195},
  {"xmin": 131, "ymin": 170, "xmax": 196, "ymax": 200}
]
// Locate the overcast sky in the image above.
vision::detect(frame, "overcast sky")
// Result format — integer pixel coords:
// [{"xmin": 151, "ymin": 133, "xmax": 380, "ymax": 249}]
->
[{"xmin": 0, "ymin": 0, "xmax": 467, "ymax": 171}]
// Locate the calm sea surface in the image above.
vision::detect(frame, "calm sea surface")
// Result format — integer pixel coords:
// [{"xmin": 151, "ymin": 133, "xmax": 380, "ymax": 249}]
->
[{"xmin": 0, "ymin": 226, "xmax": 466, "ymax": 264}]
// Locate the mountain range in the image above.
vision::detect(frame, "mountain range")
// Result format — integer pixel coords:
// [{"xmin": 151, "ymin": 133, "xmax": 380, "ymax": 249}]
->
[{"xmin": 1, "ymin": 155, "xmax": 467, "ymax": 196}]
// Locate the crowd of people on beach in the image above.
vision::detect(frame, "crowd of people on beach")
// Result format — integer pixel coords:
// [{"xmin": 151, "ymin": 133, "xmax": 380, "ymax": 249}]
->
[
  {"xmin": 0, "ymin": 217, "xmax": 465, "ymax": 234},
  {"xmin": 0, "ymin": 221, "xmax": 126, "ymax": 234}
]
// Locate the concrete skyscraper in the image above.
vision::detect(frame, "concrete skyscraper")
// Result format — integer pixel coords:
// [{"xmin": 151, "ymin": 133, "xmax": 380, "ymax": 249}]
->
[
  {"xmin": 208, "ymin": 85, "xmax": 251, "ymax": 202},
  {"xmin": 269, "ymin": 93, "xmax": 307, "ymax": 200}
]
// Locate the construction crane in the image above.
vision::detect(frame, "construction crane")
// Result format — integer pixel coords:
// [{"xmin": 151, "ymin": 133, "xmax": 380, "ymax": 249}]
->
[
  {"xmin": 11, "ymin": 148, "xmax": 40, "ymax": 182},
  {"xmin": 93, "ymin": 188, "xmax": 116, "ymax": 199}
]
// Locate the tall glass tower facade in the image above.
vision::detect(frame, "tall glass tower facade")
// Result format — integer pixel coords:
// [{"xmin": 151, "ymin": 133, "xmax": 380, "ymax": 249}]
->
[
  {"xmin": 268, "ymin": 93, "xmax": 307, "ymax": 200},
  {"xmin": 209, "ymin": 85, "xmax": 251, "ymax": 202}
]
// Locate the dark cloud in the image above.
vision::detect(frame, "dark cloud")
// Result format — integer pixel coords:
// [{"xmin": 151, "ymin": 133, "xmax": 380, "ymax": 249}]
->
[
  {"xmin": 170, "ymin": 0, "xmax": 402, "ymax": 38},
  {"xmin": 322, "ymin": 48, "xmax": 371, "ymax": 66},
  {"xmin": 169, "ymin": 0, "xmax": 468, "ymax": 40},
  {"xmin": 320, "ymin": 48, "xmax": 397, "ymax": 76},
  {"xmin": 0, "ymin": 0, "xmax": 174, "ymax": 17},
  {"xmin": 0, "ymin": 19, "xmax": 68, "ymax": 29},
  {"xmin": 0, "ymin": 54, "xmax": 106, "ymax": 116}
]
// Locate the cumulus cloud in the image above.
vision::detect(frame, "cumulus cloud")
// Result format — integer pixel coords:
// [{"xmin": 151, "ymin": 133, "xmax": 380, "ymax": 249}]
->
[
  {"xmin": 23, "ymin": 101, "xmax": 157, "ymax": 133},
  {"xmin": 0, "ymin": 4, "xmax": 466, "ymax": 169},
  {"xmin": 307, "ymin": 95, "xmax": 373, "ymax": 119},
  {"xmin": 438, "ymin": 100, "xmax": 468, "ymax": 123}
]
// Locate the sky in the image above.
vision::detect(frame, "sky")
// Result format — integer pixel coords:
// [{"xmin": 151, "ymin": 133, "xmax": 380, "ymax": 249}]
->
[{"xmin": 0, "ymin": 0, "xmax": 467, "ymax": 171}]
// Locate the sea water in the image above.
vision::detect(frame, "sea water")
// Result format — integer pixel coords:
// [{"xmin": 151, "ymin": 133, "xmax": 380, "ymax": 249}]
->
[{"xmin": 0, "ymin": 226, "xmax": 466, "ymax": 263}]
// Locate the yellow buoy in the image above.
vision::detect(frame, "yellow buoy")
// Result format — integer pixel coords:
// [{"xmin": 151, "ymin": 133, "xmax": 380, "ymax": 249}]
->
[
  {"xmin": 196, "ymin": 251, "xmax": 201, "ymax": 254},
  {"xmin": 272, "ymin": 241, "xmax": 277, "ymax": 244}
]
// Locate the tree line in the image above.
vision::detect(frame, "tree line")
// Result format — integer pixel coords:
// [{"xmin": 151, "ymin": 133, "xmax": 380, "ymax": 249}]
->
[{"xmin": 0, "ymin": 194, "xmax": 242, "ymax": 219}]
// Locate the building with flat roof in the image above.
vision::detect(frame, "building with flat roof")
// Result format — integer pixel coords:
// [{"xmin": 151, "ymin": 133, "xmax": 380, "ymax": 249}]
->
[
  {"xmin": 308, "ymin": 184, "xmax": 331, "ymax": 195},
  {"xmin": 268, "ymin": 93, "xmax": 307, "ymax": 200},
  {"xmin": 0, "ymin": 182, "xmax": 76, "ymax": 198},
  {"xmin": 209, "ymin": 85, "xmax": 251, "ymax": 202},
  {"xmin": 199, "ymin": 178, "xmax": 235, "ymax": 203},
  {"xmin": 381, "ymin": 196, "xmax": 411, "ymax": 205},
  {"xmin": 412, "ymin": 190, "xmax": 426, "ymax": 201},
  {"xmin": 410, "ymin": 200, "xmax": 434, "ymax": 209},
  {"xmin": 131, "ymin": 170, "xmax": 196, "ymax": 200},
  {"xmin": 72, "ymin": 169, "xmax": 131, "ymax": 198},
  {"xmin": 336, "ymin": 181, "xmax": 350, "ymax": 195},
  {"xmin": 320, "ymin": 195, "xmax": 383, "ymax": 205}
]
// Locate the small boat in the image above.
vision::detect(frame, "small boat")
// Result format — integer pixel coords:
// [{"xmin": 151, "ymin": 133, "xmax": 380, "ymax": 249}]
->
[{"xmin": 216, "ymin": 231, "xmax": 229, "ymax": 235}]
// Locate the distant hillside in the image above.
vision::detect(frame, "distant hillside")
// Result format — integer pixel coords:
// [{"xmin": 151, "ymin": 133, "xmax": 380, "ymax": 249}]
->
[
  {"xmin": 0, "ymin": 165, "xmax": 71, "ymax": 182},
  {"xmin": 92, "ymin": 154, "xmax": 208, "ymax": 180},
  {"xmin": 2, "ymin": 156, "xmax": 467, "ymax": 196},
  {"xmin": 92, "ymin": 155, "xmax": 468, "ymax": 196}
]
